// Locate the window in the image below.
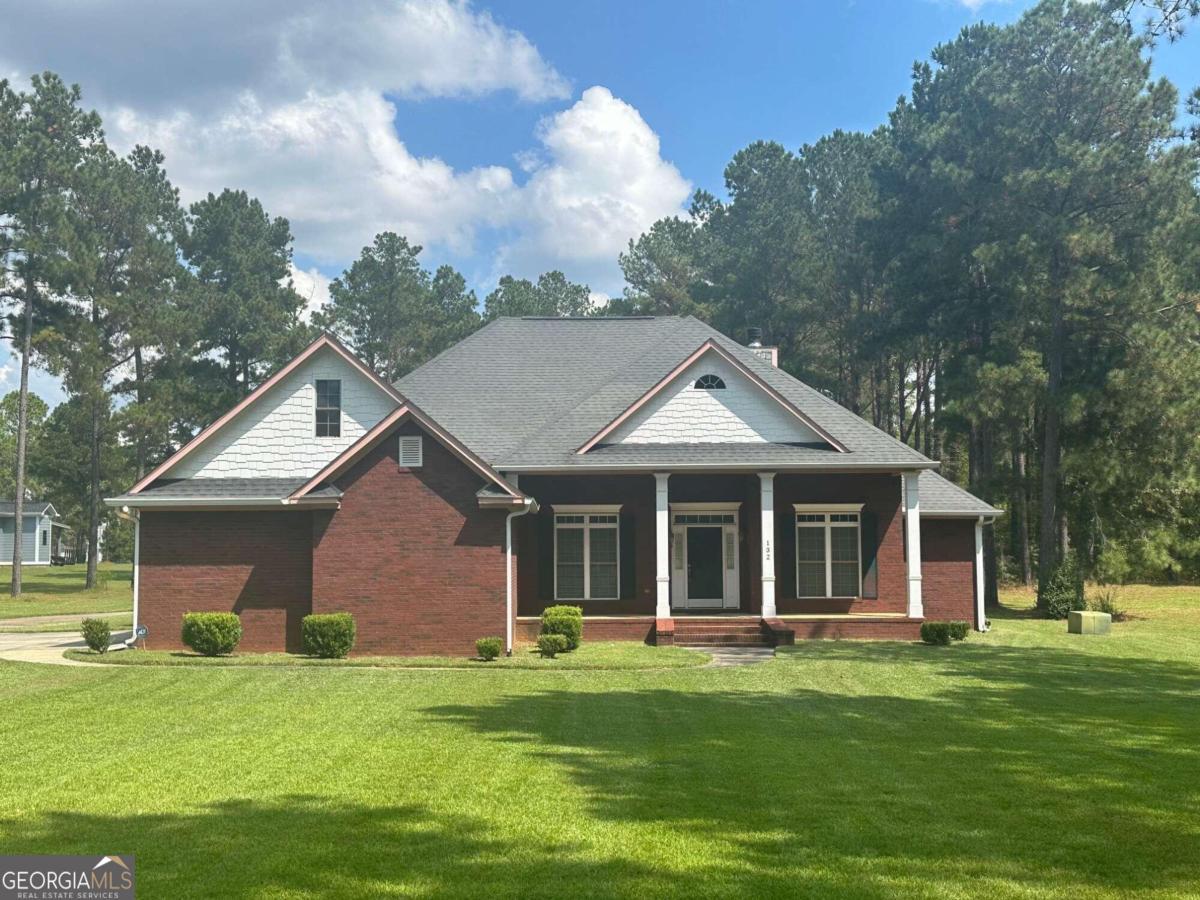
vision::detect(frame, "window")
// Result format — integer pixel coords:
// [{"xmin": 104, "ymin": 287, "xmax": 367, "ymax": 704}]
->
[
  {"xmin": 315, "ymin": 379, "xmax": 341, "ymax": 437},
  {"xmin": 694, "ymin": 373, "xmax": 726, "ymax": 390},
  {"xmin": 399, "ymin": 435, "xmax": 423, "ymax": 468},
  {"xmin": 41, "ymin": 530, "xmax": 47, "ymax": 547},
  {"xmin": 795, "ymin": 507, "xmax": 861, "ymax": 598},
  {"xmin": 554, "ymin": 507, "xmax": 620, "ymax": 600}
]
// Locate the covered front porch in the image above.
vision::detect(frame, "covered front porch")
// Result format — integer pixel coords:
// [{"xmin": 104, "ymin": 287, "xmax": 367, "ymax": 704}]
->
[{"xmin": 513, "ymin": 469, "xmax": 943, "ymax": 645}]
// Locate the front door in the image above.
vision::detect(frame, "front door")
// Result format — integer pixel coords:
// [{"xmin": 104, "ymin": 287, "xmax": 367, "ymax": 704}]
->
[
  {"xmin": 686, "ymin": 527, "xmax": 724, "ymax": 607},
  {"xmin": 670, "ymin": 505, "xmax": 741, "ymax": 610}
]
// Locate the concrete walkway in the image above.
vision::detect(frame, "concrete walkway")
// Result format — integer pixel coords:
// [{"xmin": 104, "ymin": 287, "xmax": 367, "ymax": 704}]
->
[
  {"xmin": 0, "ymin": 630, "xmax": 131, "ymax": 666},
  {"xmin": 694, "ymin": 646, "xmax": 777, "ymax": 667},
  {"xmin": 0, "ymin": 611, "xmax": 128, "ymax": 627}
]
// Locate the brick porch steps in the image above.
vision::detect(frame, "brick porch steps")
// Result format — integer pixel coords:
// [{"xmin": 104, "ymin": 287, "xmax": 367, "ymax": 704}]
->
[{"xmin": 672, "ymin": 619, "xmax": 773, "ymax": 648}]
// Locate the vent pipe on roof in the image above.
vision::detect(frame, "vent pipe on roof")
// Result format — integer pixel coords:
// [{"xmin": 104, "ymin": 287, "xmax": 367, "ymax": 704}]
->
[{"xmin": 747, "ymin": 326, "xmax": 763, "ymax": 348}]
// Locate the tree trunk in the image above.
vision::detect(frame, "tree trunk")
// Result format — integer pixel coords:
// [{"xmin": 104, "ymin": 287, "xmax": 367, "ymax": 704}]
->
[
  {"xmin": 86, "ymin": 392, "xmax": 101, "ymax": 590},
  {"xmin": 10, "ymin": 271, "xmax": 36, "ymax": 597},
  {"xmin": 134, "ymin": 345, "xmax": 146, "ymax": 480},
  {"xmin": 1038, "ymin": 291, "xmax": 1066, "ymax": 600},
  {"xmin": 1011, "ymin": 440, "xmax": 1032, "ymax": 586}
]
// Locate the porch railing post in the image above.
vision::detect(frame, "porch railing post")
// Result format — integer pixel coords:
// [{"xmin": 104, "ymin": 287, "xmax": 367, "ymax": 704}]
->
[
  {"xmin": 654, "ymin": 472, "xmax": 670, "ymax": 619},
  {"xmin": 759, "ymin": 472, "xmax": 776, "ymax": 618},
  {"xmin": 903, "ymin": 472, "xmax": 924, "ymax": 619}
]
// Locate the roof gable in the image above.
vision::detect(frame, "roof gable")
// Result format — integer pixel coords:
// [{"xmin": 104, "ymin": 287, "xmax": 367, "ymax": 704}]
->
[
  {"xmin": 129, "ymin": 334, "xmax": 403, "ymax": 493},
  {"xmin": 581, "ymin": 340, "xmax": 845, "ymax": 453}
]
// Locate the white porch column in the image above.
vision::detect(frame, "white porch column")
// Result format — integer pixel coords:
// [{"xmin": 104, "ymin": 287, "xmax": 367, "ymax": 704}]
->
[
  {"xmin": 759, "ymin": 472, "xmax": 777, "ymax": 619},
  {"xmin": 903, "ymin": 472, "xmax": 924, "ymax": 619},
  {"xmin": 654, "ymin": 472, "xmax": 671, "ymax": 619},
  {"xmin": 974, "ymin": 517, "xmax": 987, "ymax": 632}
]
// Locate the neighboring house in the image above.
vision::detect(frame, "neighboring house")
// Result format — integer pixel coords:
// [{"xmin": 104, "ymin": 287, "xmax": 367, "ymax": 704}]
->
[
  {"xmin": 0, "ymin": 501, "xmax": 67, "ymax": 565},
  {"xmin": 108, "ymin": 317, "xmax": 999, "ymax": 655}
]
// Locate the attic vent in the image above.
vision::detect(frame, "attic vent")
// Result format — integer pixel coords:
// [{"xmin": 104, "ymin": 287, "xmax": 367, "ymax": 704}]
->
[{"xmin": 399, "ymin": 436, "xmax": 423, "ymax": 468}]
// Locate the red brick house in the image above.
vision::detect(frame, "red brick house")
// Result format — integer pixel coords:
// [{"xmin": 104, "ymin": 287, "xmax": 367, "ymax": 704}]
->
[{"xmin": 108, "ymin": 317, "xmax": 998, "ymax": 655}]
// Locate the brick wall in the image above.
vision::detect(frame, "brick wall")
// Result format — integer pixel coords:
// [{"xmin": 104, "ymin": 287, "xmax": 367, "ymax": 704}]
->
[
  {"xmin": 773, "ymin": 473, "xmax": 906, "ymax": 615},
  {"xmin": 139, "ymin": 510, "xmax": 313, "ymax": 652},
  {"xmin": 312, "ymin": 421, "xmax": 508, "ymax": 655},
  {"xmin": 921, "ymin": 518, "xmax": 978, "ymax": 626}
]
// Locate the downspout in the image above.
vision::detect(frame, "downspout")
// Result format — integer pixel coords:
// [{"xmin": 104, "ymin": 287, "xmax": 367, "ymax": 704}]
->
[
  {"xmin": 116, "ymin": 506, "xmax": 140, "ymax": 649},
  {"xmin": 505, "ymin": 498, "xmax": 536, "ymax": 656}
]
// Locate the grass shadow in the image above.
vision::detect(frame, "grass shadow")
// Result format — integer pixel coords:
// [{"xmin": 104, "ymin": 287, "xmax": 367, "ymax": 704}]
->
[{"xmin": 426, "ymin": 642, "xmax": 1200, "ymax": 896}]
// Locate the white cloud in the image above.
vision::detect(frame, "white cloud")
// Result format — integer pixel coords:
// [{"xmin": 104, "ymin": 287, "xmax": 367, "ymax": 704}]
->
[
  {"xmin": 109, "ymin": 90, "xmax": 518, "ymax": 263},
  {"xmin": 510, "ymin": 87, "xmax": 691, "ymax": 284},
  {"xmin": 1, "ymin": 0, "xmax": 568, "ymax": 111},
  {"xmin": 6, "ymin": 3, "xmax": 688, "ymax": 298},
  {"xmin": 290, "ymin": 265, "xmax": 334, "ymax": 323}
]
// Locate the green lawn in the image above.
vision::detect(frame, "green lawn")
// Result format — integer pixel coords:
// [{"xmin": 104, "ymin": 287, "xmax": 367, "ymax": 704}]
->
[
  {"xmin": 2, "ymin": 585, "xmax": 1197, "ymax": 898},
  {"xmin": 65, "ymin": 641, "xmax": 707, "ymax": 670},
  {"xmin": 0, "ymin": 563, "xmax": 132, "ymax": 620}
]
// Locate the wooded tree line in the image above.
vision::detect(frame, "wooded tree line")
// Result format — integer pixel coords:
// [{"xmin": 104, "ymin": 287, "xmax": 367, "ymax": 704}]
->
[
  {"xmin": 2, "ymin": 0, "xmax": 1198, "ymax": 607},
  {"xmin": 611, "ymin": 0, "xmax": 1200, "ymax": 601}
]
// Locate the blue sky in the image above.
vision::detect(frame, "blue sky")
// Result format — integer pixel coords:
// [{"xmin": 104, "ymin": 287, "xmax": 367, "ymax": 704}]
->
[{"xmin": 3, "ymin": 0, "xmax": 1198, "ymax": 406}]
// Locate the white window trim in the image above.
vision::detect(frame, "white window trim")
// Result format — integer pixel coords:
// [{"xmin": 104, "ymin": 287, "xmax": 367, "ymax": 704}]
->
[
  {"xmin": 314, "ymin": 378, "xmax": 342, "ymax": 439},
  {"xmin": 552, "ymin": 504, "xmax": 621, "ymax": 602},
  {"xmin": 398, "ymin": 435, "xmax": 423, "ymax": 468},
  {"xmin": 794, "ymin": 506, "xmax": 863, "ymax": 599}
]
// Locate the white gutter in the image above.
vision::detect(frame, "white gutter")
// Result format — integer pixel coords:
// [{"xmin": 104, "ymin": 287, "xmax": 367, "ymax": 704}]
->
[{"xmin": 505, "ymin": 497, "xmax": 537, "ymax": 656}]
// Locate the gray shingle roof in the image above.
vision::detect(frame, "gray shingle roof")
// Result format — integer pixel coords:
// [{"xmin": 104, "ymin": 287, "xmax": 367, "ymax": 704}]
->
[
  {"xmin": 919, "ymin": 471, "xmax": 1001, "ymax": 517},
  {"xmin": 0, "ymin": 500, "xmax": 54, "ymax": 516},
  {"xmin": 397, "ymin": 316, "xmax": 936, "ymax": 471},
  {"xmin": 113, "ymin": 478, "xmax": 342, "ymax": 502}
]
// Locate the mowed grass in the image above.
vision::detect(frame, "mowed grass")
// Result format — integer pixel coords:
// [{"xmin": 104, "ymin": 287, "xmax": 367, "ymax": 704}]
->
[
  {"xmin": 0, "ymin": 563, "xmax": 132, "ymax": 620},
  {"xmin": 2, "ymin": 586, "xmax": 1198, "ymax": 898},
  {"xmin": 65, "ymin": 641, "xmax": 708, "ymax": 670}
]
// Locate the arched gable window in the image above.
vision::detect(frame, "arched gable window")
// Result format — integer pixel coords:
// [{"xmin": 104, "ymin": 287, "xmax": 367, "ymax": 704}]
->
[{"xmin": 694, "ymin": 374, "xmax": 726, "ymax": 390}]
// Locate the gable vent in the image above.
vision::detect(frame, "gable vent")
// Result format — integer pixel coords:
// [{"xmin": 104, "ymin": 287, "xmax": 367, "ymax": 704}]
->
[{"xmin": 399, "ymin": 436, "xmax": 423, "ymax": 468}]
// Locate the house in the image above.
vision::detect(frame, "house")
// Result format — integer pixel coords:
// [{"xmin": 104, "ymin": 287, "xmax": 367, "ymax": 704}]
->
[
  {"xmin": 107, "ymin": 316, "xmax": 999, "ymax": 655},
  {"xmin": 0, "ymin": 501, "xmax": 69, "ymax": 565}
]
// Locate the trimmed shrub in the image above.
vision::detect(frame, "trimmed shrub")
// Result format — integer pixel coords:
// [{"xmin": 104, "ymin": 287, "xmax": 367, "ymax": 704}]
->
[
  {"xmin": 181, "ymin": 612, "xmax": 242, "ymax": 656},
  {"xmin": 948, "ymin": 620, "xmax": 971, "ymax": 641},
  {"xmin": 476, "ymin": 636, "xmax": 503, "ymax": 661},
  {"xmin": 80, "ymin": 618, "xmax": 111, "ymax": 654},
  {"xmin": 541, "ymin": 605, "xmax": 583, "ymax": 651},
  {"xmin": 920, "ymin": 621, "xmax": 953, "ymax": 646},
  {"xmin": 1039, "ymin": 552, "xmax": 1086, "ymax": 619},
  {"xmin": 302, "ymin": 613, "xmax": 356, "ymax": 659},
  {"xmin": 537, "ymin": 633, "xmax": 568, "ymax": 658}
]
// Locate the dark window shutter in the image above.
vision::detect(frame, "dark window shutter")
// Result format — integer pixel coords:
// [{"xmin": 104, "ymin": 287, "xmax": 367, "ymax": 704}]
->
[
  {"xmin": 538, "ymin": 511, "xmax": 555, "ymax": 602},
  {"xmin": 860, "ymin": 509, "xmax": 879, "ymax": 599},
  {"xmin": 776, "ymin": 509, "xmax": 796, "ymax": 601},
  {"xmin": 620, "ymin": 509, "xmax": 636, "ymax": 600}
]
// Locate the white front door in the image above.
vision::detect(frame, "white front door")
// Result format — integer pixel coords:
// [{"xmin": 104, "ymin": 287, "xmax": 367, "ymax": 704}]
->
[{"xmin": 670, "ymin": 505, "xmax": 740, "ymax": 610}]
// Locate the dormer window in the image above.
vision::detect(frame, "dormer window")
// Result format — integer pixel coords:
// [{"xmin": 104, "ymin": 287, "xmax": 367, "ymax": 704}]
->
[
  {"xmin": 694, "ymin": 374, "xmax": 726, "ymax": 390},
  {"xmin": 315, "ymin": 379, "xmax": 341, "ymax": 437}
]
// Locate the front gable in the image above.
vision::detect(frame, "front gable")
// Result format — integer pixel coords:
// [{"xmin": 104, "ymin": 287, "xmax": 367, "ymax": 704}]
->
[
  {"xmin": 575, "ymin": 342, "xmax": 844, "ymax": 453},
  {"xmin": 170, "ymin": 345, "xmax": 399, "ymax": 479},
  {"xmin": 607, "ymin": 353, "xmax": 825, "ymax": 445}
]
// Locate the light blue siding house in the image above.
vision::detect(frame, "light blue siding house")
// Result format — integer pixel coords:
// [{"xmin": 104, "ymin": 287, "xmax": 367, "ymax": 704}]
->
[{"xmin": 0, "ymin": 501, "xmax": 63, "ymax": 565}]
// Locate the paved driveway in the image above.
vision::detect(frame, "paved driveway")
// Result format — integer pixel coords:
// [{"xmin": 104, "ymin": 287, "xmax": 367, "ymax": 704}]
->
[{"xmin": 0, "ymin": 630, "xmax": 131, "ymax": 666}]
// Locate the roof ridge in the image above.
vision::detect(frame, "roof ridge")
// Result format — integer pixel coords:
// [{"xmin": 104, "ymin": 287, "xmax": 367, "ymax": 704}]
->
[{"xmin": 502, "ymin": 317, "xmax": 698, "ymax": 461}]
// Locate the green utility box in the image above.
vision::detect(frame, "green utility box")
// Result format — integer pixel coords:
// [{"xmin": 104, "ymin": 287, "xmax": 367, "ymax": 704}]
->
[{"xmin": 1068, "ymin": 610, "xmax": 1111, "ymax": 635}]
